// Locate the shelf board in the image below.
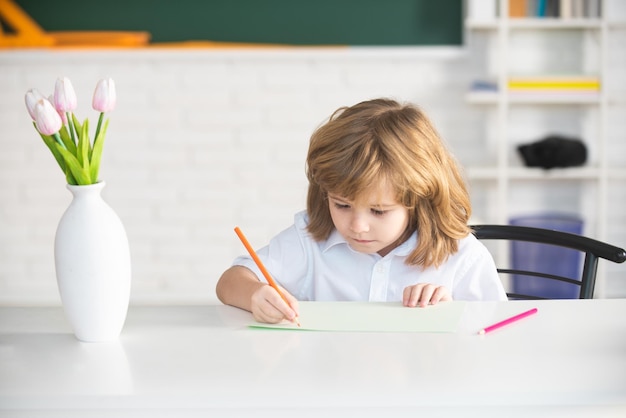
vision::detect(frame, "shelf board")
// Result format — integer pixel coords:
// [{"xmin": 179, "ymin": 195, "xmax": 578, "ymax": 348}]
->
[
  {"xmin": 465, "ymin": 20, "xmax": 498, "ymax": 30},
  {"xmin": 607, "ymin": 21, "xmax": 626, "ymax": 29},
  {"xmin": 507, "ymin": 167, "xmax": 600, "ymax": 179},
  {"xmin": 465, "ymin": 91, "xmax": 499, "ymax": 103},
  {"xmin": 508, "ymin": 18, "xmax": 602, "ymax": 29},
  {"xmin": 466, "ymin": 91, "xmax": 601, "ymax": 104},
  {"xmin": 466, "ymin": 166, "xmax": 602, "ymax": 180},
  {"xmin": 465, "ymin": 18, "xmax": 602, "ymax": 30}
]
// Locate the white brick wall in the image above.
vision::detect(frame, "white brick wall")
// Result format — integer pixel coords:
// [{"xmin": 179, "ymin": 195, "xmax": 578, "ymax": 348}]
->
[
  {"xmin": 1, "ymin": 41, "xmax": 624, "ymax": 305},
  {"xmin": 0, "ymin": 47, "xmax": 478, "ymax": 305}
]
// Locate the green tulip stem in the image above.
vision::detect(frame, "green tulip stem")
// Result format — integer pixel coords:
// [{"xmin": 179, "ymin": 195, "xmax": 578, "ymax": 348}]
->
[
  {"xmin": 53, "ymin": 132, "xmax": 66, "ymax": 150},
  {"xmin": 94, "ymin": 112, "xmax": 104, "ymax": 142},
  {"xmin": 66, "ymin": 112, "xmax": 77, "ymax": 145}
]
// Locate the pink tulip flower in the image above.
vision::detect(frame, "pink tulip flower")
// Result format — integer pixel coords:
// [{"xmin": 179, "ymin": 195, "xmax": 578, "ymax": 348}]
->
[
  {"xmin": 53, "ymin": 77, "xmax": 78, "ymax": 113},
  {"xmin": 34, "ymin": 98, "xmax": 63, "ymax": 136},
  {"xmin": 49, "ymin": 94, "xmax": 68, "ymax": 125},
  {"xmin": 92, "ymin": 78, "xmax": 116, "ymax": 112},
  {"xmin": 25, "ymin": 89, "xmax": 46, "ymax": 120}
]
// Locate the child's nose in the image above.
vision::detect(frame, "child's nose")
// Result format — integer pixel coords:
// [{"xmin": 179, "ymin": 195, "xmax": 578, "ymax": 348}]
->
[{"xmin": 349, "ymin": 213, "xmax": 370, "ymax": 233}]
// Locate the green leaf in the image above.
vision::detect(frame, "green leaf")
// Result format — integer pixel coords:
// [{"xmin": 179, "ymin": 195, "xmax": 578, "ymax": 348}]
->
[
  {"xmin": 72, "ymin": 114, "xmax": 83, "ymax": 139},
  {"xmin": 77, "ymin": 119, "xmax": 91, "ymax": 175},
  {"xmin": 89, "ymin": 118, "xmax": 109, "ymax": 183},
  {"xmin": 36, "ymin": 126, "xmax": 78, "ymax": 184},
  {"xmin": 40, "ymin": 133, "xmax": 66, "ymax": 172},
  {"xmin": 58, "ymin": 125, "xmax": 77, "ymax": 155},
  {"xmin": 55, "ymin": 143, "xmax": 92, "ymax": 185},
  {"xmin": 65, "ymin": 169, "xmax": 77, "ymax": 185}
]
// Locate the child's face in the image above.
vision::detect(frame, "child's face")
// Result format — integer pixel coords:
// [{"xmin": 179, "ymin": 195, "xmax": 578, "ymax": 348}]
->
[{"xmin": 327, "ymin": 183, "xmax": 409, "ymax": 257}]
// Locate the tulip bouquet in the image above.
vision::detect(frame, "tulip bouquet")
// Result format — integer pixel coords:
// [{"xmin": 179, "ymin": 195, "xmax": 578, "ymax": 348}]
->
[{"xmin": 24, "ymin": 77, "xmax": 116, "ymax": 185}]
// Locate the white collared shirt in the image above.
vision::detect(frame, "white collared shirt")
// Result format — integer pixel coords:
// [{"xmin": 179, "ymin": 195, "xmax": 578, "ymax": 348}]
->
[{"xmin": 233, "ymin": 211, "xmax": 507, "ymax": 302}]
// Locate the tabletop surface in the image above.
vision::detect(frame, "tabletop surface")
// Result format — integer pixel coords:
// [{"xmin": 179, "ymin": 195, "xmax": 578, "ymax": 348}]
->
[{"xmin": 1, "ymin": 299, "xmax": 626, "ymax": 417}]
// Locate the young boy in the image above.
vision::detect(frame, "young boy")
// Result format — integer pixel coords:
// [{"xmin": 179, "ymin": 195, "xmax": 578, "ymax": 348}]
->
[{"xmin": 216, "ymin": 98, "xmax": 507, "ymax": 323}]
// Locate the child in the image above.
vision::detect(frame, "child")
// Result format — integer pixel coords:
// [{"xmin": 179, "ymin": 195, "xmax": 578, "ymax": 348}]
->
[{"xmin": 216, "ymin": 98, "xmax": 507, "ymax": 324}]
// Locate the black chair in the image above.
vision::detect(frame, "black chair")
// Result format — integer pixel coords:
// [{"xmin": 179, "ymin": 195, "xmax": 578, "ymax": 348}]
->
[{"xmin": 471, "ymin": 224, "xmax": 626, "ymax": 299}]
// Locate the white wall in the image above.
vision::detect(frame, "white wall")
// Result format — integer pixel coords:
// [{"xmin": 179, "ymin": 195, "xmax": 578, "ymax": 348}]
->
[
  {"xmin": 1, "ymin": 40, "xmax": 624, "ymax": 305},
  {"xmin": 0, "ymin": 47, "xmax": 481, "ymax": 304}
]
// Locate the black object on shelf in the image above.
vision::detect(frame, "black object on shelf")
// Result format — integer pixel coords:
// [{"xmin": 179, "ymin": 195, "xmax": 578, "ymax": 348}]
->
[{"xmin": 517, "ymin": 135, "xmax": 587, "ymax": 169}]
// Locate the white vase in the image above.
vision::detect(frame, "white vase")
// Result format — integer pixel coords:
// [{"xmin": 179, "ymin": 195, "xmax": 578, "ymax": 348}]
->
[{"xmin": 54, "ymin": 181, "xmax": 131, "ymax": 342}]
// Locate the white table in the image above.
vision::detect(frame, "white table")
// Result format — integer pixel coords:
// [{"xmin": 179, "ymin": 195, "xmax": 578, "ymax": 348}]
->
[{"xmin": 1, "ymin": 299, "xmax": 625, "ymax": 418}]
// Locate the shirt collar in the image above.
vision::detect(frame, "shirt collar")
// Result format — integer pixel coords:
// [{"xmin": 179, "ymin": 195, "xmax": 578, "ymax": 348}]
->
[
  {"xmin": 322, "ymin": 229, "xmax": 348, "ymax": 253},
  {"xmin": 392, "ymin": 231, "xmax": 417, "ymax": 256}
]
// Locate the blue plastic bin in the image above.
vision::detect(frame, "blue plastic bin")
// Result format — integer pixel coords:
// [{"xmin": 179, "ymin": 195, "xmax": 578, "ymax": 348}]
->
[{"xmin": 509, "ymin": 214, "xmax": 583, "ymax": 299}]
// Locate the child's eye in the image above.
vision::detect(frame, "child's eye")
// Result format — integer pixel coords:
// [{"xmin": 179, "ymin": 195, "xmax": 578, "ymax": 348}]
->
[
  {"xmin": 334, "ymin": 202, "xmax": 350, "ymax": 210},
  {"xmin": 371, "ymin": 209, "xmax": 386, "ymax": 216}
]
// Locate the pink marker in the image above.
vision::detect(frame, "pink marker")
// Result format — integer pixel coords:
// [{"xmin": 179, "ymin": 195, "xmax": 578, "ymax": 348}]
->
[{"xmin": 478, "ymin": 308, "xmax": 538, "ymax": 335}]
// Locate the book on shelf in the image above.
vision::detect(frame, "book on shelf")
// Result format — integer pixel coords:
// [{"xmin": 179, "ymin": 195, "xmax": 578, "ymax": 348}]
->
[
  {"xmin": 510, "ymin": 0, "xmax": 527, "ymax": 17},
  {"xmin": 469, "ymin": 77, "xmax": 601, "ymax": 101},
  {"xmin": 507, "ymin": 0, "xmax": 601, "ymax": 18},
  {"xmin": 470, "ymin": 80, "xmax": 498, "ymax": 92},
  {"xmin": 470, "ymin": 76, "xmax": 600, "ymax": 91},
  {"xmin": 468, "ymin": 0, "xmax": 601, "ymax": 21},
  {"xmin": 508, "ymin": 76, "xmax": 600, "ymax": 90}
]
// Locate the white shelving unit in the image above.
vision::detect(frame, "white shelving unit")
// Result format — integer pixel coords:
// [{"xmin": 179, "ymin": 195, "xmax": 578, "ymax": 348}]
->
[{"xmin": 464, "ymin": 0, "xmax": 626, "ymax": 297}]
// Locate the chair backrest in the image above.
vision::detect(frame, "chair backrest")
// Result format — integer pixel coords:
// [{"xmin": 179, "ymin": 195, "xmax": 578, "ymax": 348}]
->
[{"xmin": 471, "ymin": 224, "xmax": 626, "ymax": 299}]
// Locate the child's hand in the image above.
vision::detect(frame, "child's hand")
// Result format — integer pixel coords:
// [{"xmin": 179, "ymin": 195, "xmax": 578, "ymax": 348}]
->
[
  {"xmin": 403, "ymin": 283, "xmax": 451, "ymax": 308},
  {"xmin": 250, "ymin": 284, "xmax": 300, "ymax": 324}
]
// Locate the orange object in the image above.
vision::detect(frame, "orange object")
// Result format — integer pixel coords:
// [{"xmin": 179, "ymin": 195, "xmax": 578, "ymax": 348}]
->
[
  {"xmin": 0, "ymin": 0, "xmax": 54, "ymax": 47},
  {"xmin": 48, "ymin": 31, "xmax": 150, "ymax": 48},
  {"xmin": 0, "ymin": 0, "xmax": 150, "ymax": 48},
  {"xmin": 234, "ymin": 226, "xmax": 300, "ymax": 326},
  {"xmin": 509, "ymin": 0, "xmax": 527, "ymax": 17}
]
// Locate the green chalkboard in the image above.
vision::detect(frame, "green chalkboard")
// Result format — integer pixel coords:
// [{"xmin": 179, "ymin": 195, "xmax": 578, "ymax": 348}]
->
[{"xmin": 13, "ymin": 0, "xmax": 462, "ymax": 46}]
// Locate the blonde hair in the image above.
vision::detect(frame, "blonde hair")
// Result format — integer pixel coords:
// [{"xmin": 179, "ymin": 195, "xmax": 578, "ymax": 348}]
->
[{"xmin": 306, "ymin": 98, "xmax": 471, "ymax": 268}]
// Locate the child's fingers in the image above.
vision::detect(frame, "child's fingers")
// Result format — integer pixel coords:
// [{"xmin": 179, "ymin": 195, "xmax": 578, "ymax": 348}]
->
[
  {"xmin": 403, "ymin": 284, "xmax": 426, "ymax": 307},
  {"xmin": 402, "ymin": 285, "xmax": 413, "ymax": 306},
  {"xmin": 403, "ymin": 284, "xmax": 451, "ymax": 307},
  {"xmin": 278, "ymin": 285, "xmax": 300, "ymax": 317},
  {"xmin": 252, "ymin": 306, "xmax": 284, "ymax": 324},
  {"xmin": 430, "ymin": 286, "xmax": 452, "ymax": 304},
  {"xmin": 252, "ymin": 285, "xmax": 297, "ymax": 323},
  {"xmin": 416, "ymin": 284, "xmax": 436, "ymax": 307}
]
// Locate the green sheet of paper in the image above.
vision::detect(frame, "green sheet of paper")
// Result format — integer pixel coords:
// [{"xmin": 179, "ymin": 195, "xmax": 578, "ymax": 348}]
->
[{"xmin": 249, "ymin": 301, "xmax": 466, "ymax": 333}]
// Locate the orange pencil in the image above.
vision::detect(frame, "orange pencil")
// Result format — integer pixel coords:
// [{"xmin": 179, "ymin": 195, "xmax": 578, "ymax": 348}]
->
[{"xmin": 234, "ymin": 226, "xmax": 301, "ymax": 326}]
